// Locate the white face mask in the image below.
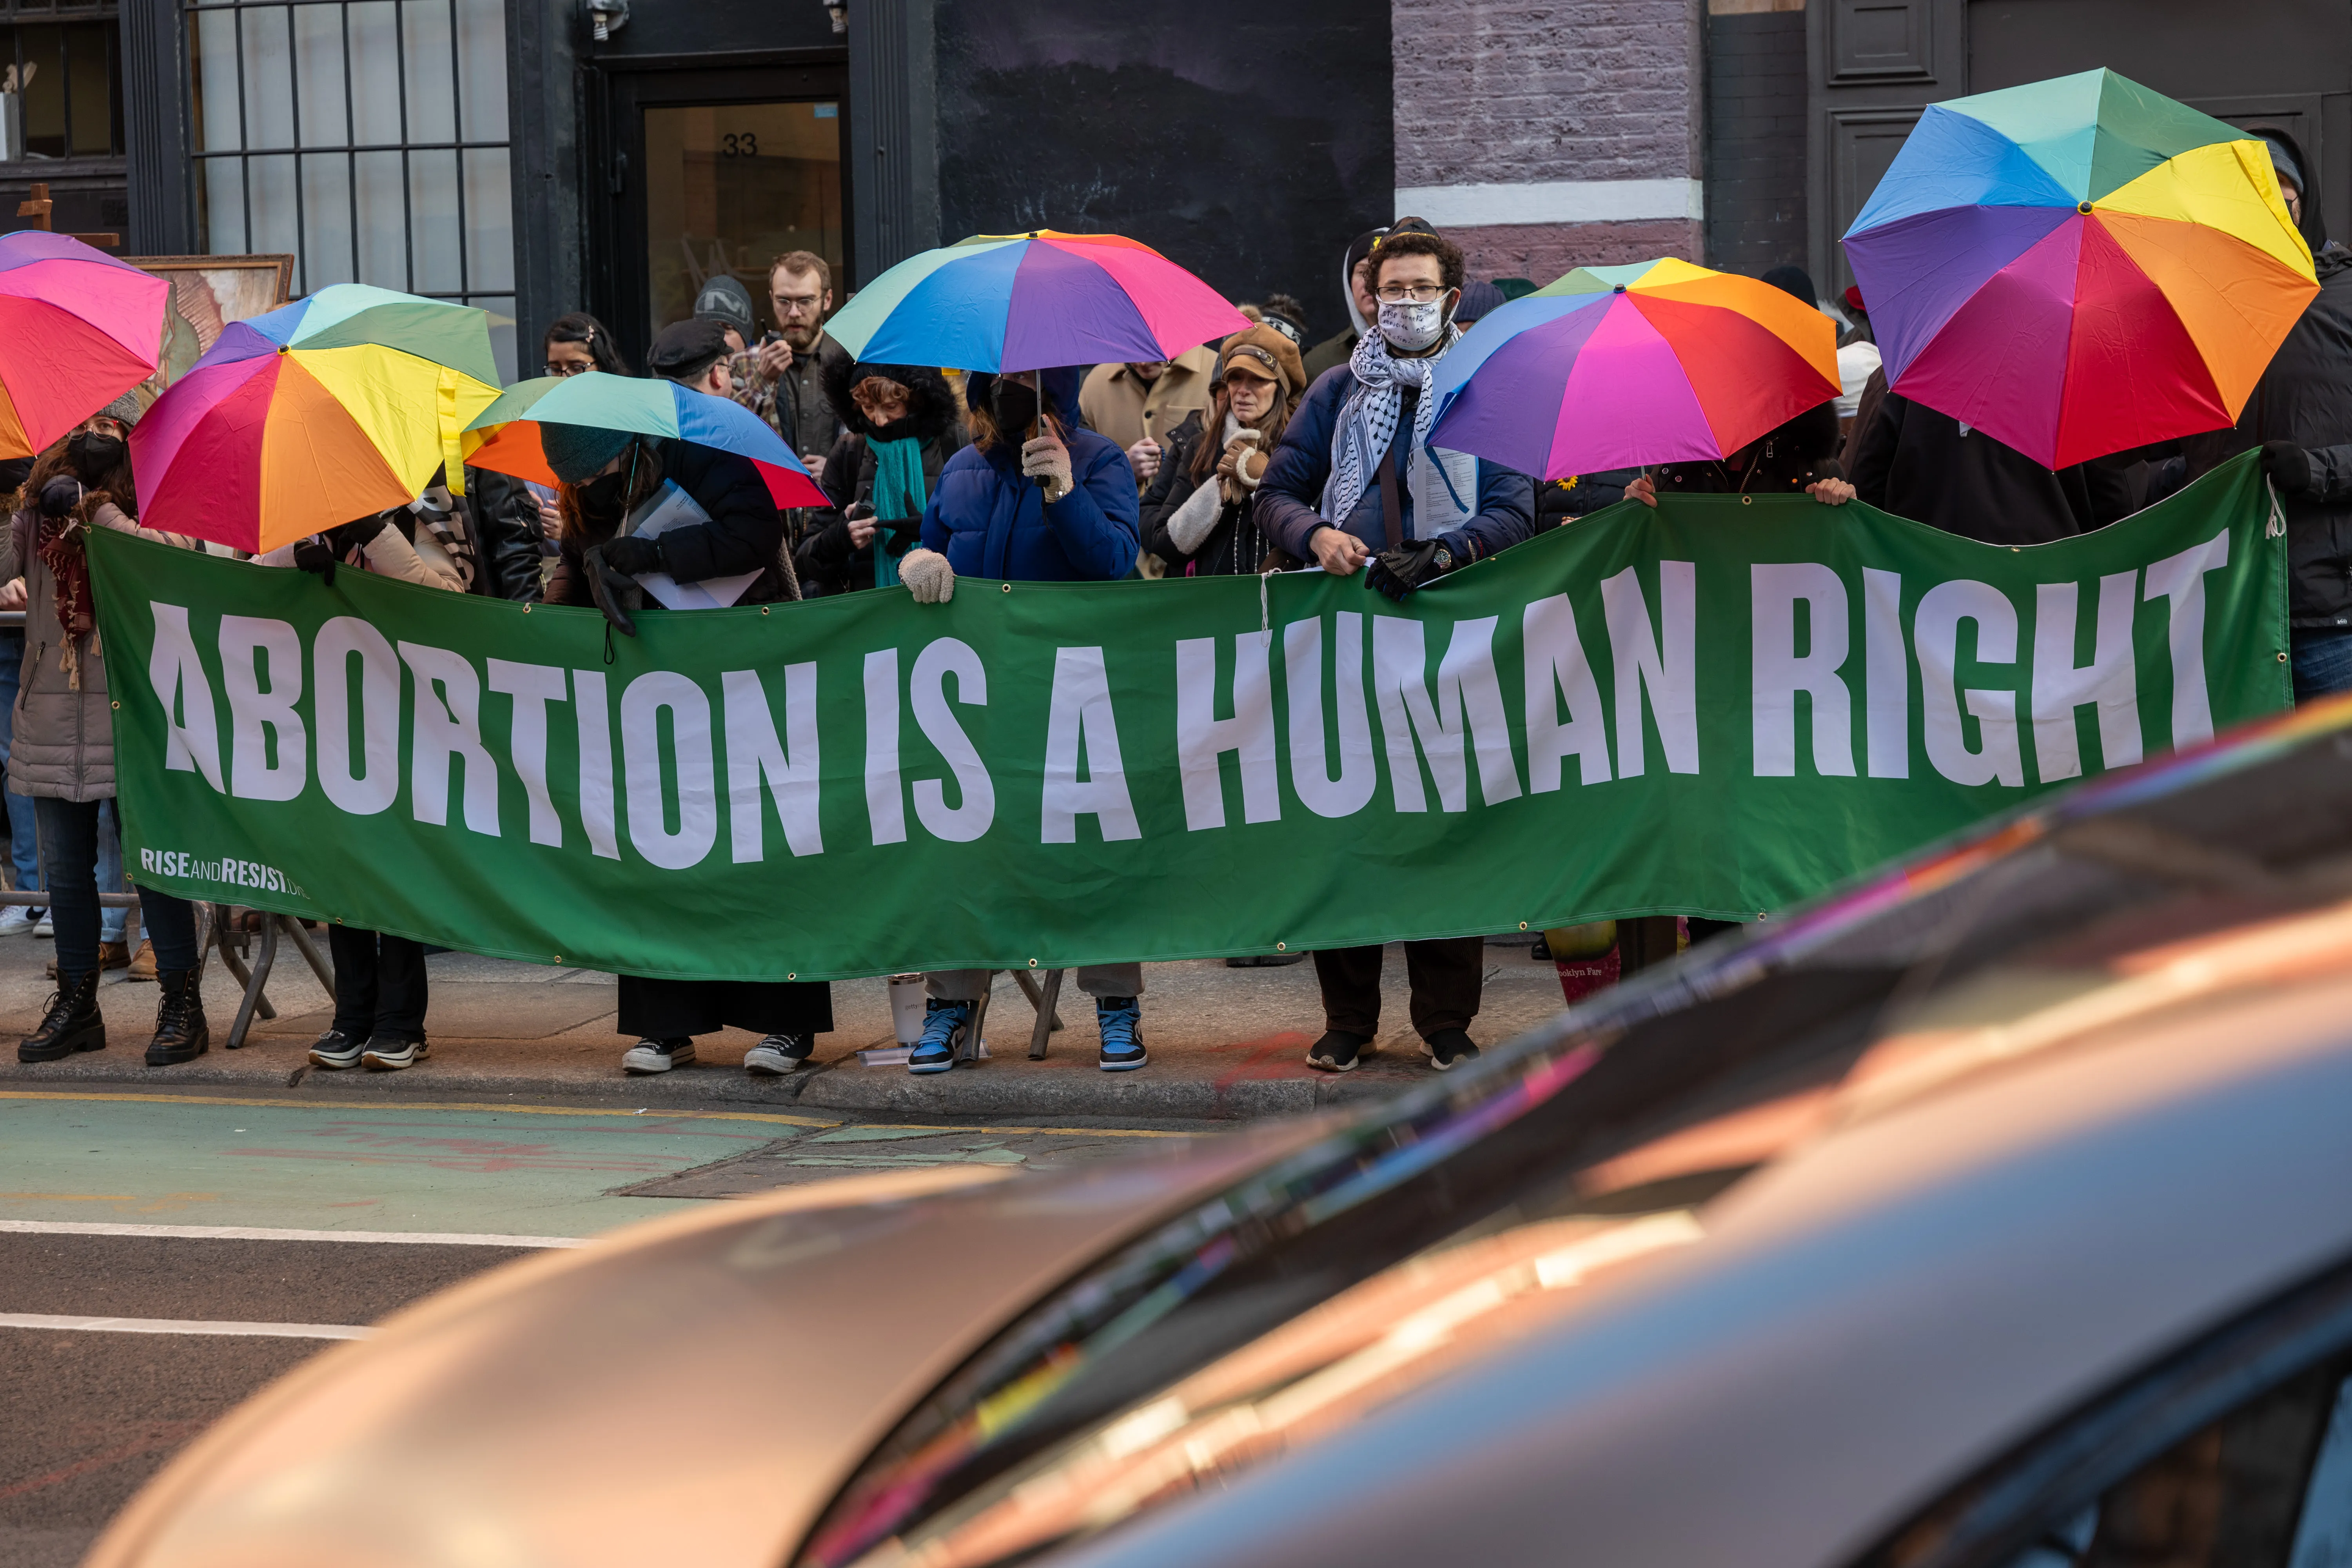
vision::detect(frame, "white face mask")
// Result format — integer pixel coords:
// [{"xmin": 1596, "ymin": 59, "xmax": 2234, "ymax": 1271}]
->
[{"xmin": 1378, "ymin": 296, "xmax": 1450, "ymax": 353}]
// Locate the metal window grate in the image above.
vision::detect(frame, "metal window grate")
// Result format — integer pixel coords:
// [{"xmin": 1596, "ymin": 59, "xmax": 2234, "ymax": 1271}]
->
[{"xmin": 183, "ymin": 0, "xmax": 515, "ymax": 376}]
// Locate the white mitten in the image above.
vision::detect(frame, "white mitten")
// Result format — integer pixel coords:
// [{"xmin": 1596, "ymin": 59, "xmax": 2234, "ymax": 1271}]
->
[
  {"xmin": 900, "ymin": 547, "xmax": 956, "ymax": 604},
  {"xmin": 1022, "ymin": 435, "xmax": 1074, "ymax": 503},
  {"xmin": 1164, "ymin": 477, "xmax": 1223, "ymax": 555}
]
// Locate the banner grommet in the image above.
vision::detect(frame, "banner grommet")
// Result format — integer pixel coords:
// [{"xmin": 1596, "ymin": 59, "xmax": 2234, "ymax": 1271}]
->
[{"xmin": 1276, "ymin": 942, "xmax": 1287, "ymax": 951}]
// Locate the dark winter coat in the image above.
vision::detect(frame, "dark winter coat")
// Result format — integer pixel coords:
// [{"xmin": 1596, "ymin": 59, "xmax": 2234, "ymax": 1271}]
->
[
  {"xmin": 1849, "ymin": 391, "xmax": 2134, "ymax": 545},
  {"xmin": 463, "ymin": 466, "xmax": 552, "ymax": 601},
  {"xmin": 1256, "ymin": 363, "xmax": 1537, "ymax": 565},
  {"xmin": 546, "ymin": 439, "xmax": 792, "ymax": 608},
  {"xmin": 1535, "ymin": 469, "xmax": 1637, "ymax": 526},
  {"xmin": 797, "ymin": 361, "xmax": 962, "ymax": 597},
  {"xmin": 1138, "ymin": 410, "xmax": 1283, "ymax": 576},
  {"xmin": 2181, "ymin": 247, "xmax": 2352, "ymax": 628},
  {"xmin": 1649, "ymin": 403, "xmax": 1844, "ymax": 498}
]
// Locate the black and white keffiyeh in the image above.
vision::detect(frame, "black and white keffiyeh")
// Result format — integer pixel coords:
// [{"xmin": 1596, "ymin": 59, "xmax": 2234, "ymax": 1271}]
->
[{"xmin": 1321, "ymin": 324, "xmax": 1463, "ymax": 528}]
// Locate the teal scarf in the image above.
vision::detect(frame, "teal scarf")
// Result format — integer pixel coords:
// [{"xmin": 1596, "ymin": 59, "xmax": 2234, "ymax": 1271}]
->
[{"xmin": 870, "ymin": 436, "xmax": 927, "ymax": 588}]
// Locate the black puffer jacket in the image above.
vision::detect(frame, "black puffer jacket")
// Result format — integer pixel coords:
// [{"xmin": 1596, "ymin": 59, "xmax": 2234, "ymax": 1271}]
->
[
  {"xmin": 1138, "ymin": 410, "xmax": 1285, "ymax": 576},
  {"xmin": 2181, "ymin": 247, "xmax": 2352, "ymax": 628},
  {"xmin": 546, "ymin": 438, "xmax": 794, "ymax": 608},
  {"xmin": 462, "ymin": 466, "xmax": 551, "ymax": 601},
  {"xmin": 796, "ymin": 361, "xmax": 962, "ymax": 596},
  {"xmin": 1649, "ymin": 403, "xmax": 1844, "ymax": 499}
]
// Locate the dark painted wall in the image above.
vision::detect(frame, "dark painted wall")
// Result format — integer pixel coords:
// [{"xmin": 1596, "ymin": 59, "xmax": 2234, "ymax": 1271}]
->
[
  {"xmin": 590, "ymin": 0, "xmax": 842, "ymax": 58},
  {"xmin": 933, "ymin": 2, "xmax": 1392, "ymax": 343},
  {"xmin": 1705, "ymin": 9, "xmax": 1807, "ymax": 278}
]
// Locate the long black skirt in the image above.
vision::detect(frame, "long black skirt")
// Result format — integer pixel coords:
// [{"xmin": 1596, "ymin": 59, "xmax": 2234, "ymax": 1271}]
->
[{"xmin": 617, "ymin": 976, "xmax": 833, "ymax": 1040}]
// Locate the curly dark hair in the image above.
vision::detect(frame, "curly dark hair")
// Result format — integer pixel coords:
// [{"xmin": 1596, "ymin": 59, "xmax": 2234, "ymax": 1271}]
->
[{"xmin": 1370, "ymin": 229, "xmax": 1466, "ymax": 294}]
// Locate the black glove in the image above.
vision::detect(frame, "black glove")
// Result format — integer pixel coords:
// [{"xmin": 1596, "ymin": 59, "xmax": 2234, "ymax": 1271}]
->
[
  {"xmin": 844, "ymin": 501, "xmax": 876, "ymax": 523},
  {"xmin": 599, "ymin": 534, "xmax": 664, "ymax": 577},
  {"xmin": 582, "ymin": 541, "xmax": 637, "ymax": 637},
  {"xmin": 292, "ymin": 535, "xmax": 338, "ymax": 584},
  {"xmin": 37, "ymin": 477, "xmax": 81, "ymax": 519},
  {"xmin": 1366, "ymin": 538, "xmax": 1454, "ymax": 602},
  {"xmin": 2263, "ymin": 439, "xmax": 2313, "ymax": 498},
  {"xmin": 324, "ymin": 515, "xmax": 388, "ymax": 555}
]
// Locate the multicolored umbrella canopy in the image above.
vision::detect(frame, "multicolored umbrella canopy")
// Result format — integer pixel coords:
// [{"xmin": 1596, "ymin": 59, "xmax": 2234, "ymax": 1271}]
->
[
  {"xmin": 0, "ymin": 232, "xmax": 168, "ymax": 459},
  {"xmin": 131, "ymin": 284, "xmax": 503, "ymax": 552},
  {"xmin": 825, "ymin": 230, "xmax": 1250, "ymax": 373},
  {"xmin": 1843, "ymin": 69, "xmax": 2318, "ymax": 470},
  {"xmin": 1428, "ymin": 258, "xmax": 1840, "ymax": 480},
  {"xmin": 461, "ymin": 372, "xmax": 828, "ymax": 509}
]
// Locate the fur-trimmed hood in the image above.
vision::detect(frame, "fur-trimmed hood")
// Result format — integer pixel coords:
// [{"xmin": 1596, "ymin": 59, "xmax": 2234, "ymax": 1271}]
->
[{"xmin": 822, "ymin": 357, "xmax": 962, "ymax": 445}]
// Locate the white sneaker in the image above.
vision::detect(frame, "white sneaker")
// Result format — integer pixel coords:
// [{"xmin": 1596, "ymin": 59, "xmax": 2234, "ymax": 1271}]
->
[
  {"xmin": 0, "ymin": 906, "xmax": 39, "ymax": 936},
  {"xmin": 744, "ymin": 1034, "xmax": 814, "ymax": 1075},
  {"xmin": 622, "ymin": 1038, "xmax": 694, "ymax": 1074},
  {"xmin": 33, "ymin": 911, "xmax": 52, "ymax": 938}
]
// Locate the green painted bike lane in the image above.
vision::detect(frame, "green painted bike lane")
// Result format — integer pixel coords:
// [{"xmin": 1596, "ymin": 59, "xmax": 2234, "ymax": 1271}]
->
[{"xmin": 0, "ymin": 1091, "xmax": 833, "ymax": 1238}]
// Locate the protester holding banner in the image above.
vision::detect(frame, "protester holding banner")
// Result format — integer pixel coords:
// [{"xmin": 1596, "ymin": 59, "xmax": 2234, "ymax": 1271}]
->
[
  {"xmin": 5, "ymin": 398, "xmax": 212, "ymax": 1068},
  {"xmin": 1138, "ymin": 324, "xmax": 1307, "ymax": 577},
  {"xmin": 1253, "ymin": 223, "xmax": 1533, "ymax": 1073},
  {"xmin": 538, "ymin": 414, "xmax": 831, "ymax": 1076},
  {"xmin": 796, "ymin": 359, "xmax": 961, "ymax": 597},
  {"xmin": 2173, "ymin": 129, "xmax": 2352, "ymax": 701},
  {"xmin": 1255, "ymin": 223, "xmax": 1536, "ymax": 605},
  {"xmin": 899, "ymin": 365, "xmax": 1151, "ymax": 1073},
  {"xmin": 1848, "ymin": 388, "xmax": 2134, "ymax": 544}
]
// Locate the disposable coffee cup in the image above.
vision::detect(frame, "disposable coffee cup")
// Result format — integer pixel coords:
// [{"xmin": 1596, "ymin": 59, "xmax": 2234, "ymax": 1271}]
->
[{"xmin": 887, "ymin": 973, "xmax": 926, "ymax": 1045}]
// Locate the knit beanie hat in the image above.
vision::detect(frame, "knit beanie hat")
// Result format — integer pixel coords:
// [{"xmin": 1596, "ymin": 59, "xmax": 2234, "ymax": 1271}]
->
[
  {"xmin": 100, "ymin": 390, "xmax": 143, "ymax": 429},
  {"xmin": 540, "ymin": 421, "xmax": 636, "ymax": 485}
]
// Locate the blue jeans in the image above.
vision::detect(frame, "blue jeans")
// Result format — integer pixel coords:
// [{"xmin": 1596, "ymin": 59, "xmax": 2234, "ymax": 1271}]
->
[
  {"xmin": 95, "ymin": 800, "xmax": 125, "ymax": 942},
  {"xmin": 2292, "ymin": 628, "xmax": 2352, "ymax": 704},
  {"xmin": 0, "ymin": 632, "xmax": 42, "ymax": 903},
  {"xmin": 34, "ymin": 797, "xmax": 196, "ymax": 983}
]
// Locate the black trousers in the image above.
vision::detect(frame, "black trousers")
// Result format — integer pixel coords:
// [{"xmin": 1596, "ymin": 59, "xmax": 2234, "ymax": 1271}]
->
[
  {"xmin": 1617, "ymin": 916, "xmax": 1744, "ymax": 979},
  {"xmin": 328, "ymin": 926, "xmax": 428, "ymax": 1038},
  {"xmin": 1312, "ymin": 936, "xmax": 1484, "ymax": 1040},
  {"xmin": 617, "ymin": 977, "xmax": 834, "ymax": 1042}
]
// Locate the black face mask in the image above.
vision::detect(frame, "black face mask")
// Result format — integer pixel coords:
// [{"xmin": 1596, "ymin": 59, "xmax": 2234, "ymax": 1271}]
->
[
  {"xmin": 67, "ymin": 432, "xmax": 123, "ymax": 481},
  {"xmin": 989, "ymin": 378, "xmax": 1040, "ymax": 441},
  {"xmin": 577, "ymin": 470, "xmax": 630, "ymax": 523}
]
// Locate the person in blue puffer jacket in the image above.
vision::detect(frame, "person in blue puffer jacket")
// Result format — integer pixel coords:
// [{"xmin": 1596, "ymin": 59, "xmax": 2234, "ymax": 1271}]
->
[{"xmin": 895, "ymin": 364, "xmax": 1149, "ymax": 1077}]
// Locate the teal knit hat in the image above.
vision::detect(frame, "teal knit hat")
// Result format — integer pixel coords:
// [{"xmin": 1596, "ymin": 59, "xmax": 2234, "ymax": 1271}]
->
[{"xmin": 540, "ymin": 422, "xmax": 636, "ymax": 485}]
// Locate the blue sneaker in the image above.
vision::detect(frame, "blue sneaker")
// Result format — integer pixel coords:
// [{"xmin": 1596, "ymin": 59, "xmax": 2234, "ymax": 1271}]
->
[
  {"xmin": 908, "ymin": 1000, "xmax": 971, "ymax": 1074},
  {"xmin": 1096, "ymin": 997, "xmax": 1146, "ymax": 1072}
]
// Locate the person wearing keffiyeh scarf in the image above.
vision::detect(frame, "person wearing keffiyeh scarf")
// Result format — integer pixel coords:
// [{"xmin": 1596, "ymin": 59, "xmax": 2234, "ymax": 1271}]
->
[{"xmin": 5, "ymin": 393, "xmax": 216, "ymax": 1071}]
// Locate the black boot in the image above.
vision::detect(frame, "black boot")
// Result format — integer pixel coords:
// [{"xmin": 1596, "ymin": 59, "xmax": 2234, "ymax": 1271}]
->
[
  {"xmin": 146, "ymin": 969, "xmax": 210, "ymax": 1066},
  {"xmin": 19, "ymin": 970, "xmax": 104, "ymax": 1062}
]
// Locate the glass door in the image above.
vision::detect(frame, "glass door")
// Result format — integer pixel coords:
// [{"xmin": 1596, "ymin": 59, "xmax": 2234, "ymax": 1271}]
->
[{"xmin": 599, "ymin": 63, "xmax": 849, "ymax": 371}]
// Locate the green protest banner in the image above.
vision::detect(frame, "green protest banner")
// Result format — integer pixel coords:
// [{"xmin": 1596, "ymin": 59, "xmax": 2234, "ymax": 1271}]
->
[{"xmin": 91, "ymin": 450, "xmax": 2287, "ymax": 982}]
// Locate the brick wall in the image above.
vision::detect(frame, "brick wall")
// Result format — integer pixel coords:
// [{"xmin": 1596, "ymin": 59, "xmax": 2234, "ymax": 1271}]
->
[
  {"xmin": 1391, "ymin": 0, "xmax": 1704, "ymax": 283},
  {"xmin": 1704, "ymin": 7, "xmax": 1808, "ymax": 277}
]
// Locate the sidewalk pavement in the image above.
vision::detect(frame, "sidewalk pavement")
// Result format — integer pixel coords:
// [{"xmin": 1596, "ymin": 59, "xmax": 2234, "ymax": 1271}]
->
[{"xmin": 0, "ymin": 931, "xmax": 1572, "ymax": 1120}]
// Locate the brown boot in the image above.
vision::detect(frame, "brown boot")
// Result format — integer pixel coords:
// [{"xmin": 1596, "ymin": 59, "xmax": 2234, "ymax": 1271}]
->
[
  {"xmin": 125, "ymin": 939, "xmax": 156, "ymax": 982},
  {"xmin": 45, "ymin": 941, "xmax": 127, "ymax": 980}
]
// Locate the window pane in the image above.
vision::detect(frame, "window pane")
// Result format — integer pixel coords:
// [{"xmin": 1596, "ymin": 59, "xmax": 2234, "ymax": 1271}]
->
[
  {"xmin": 462, "ymin": 145, "xmax": 511, "ymax": 292},
  {"xmin": 17, "ymin": 25, "xmax": 63, "ymax": 159},
  {"xmin": 473, "ymin": 295, "xmax": 514, "ymax": 383},
  {"xmin": 399, "ymin": 0, "xmax": 454, "ymax": 145},
  {"xmin": 291, "ymin": 2, "xmax": 346, "ymax": 150},
  {"xmin": 241, "ymin": 152, "xmax": 299, "ymax": 273},
  {"xmin": 347, "ymin": 2, "xmax": 401, "ymax": 145},
  {"xmin": 198, "ymin": 156, "xmax": 247, "ymax": 252},
  {"xmin": 189, "ymin": 5, "xmax": 241, "ymax": 152},
  {"xmin": 641, "ymin": 101, "xmax": 844, "ymax": 339},
  {"xmin": 405, "ymin": 146, "xmax": 461, "ymax": 294},
  {"xmin": 352, "ymin": 149, "xmax": 408, "ymax": 290},
  {"xmin": 239, "ymin": 5, "xmax": 293, "ymax": 152},
  {"xmin": 454, "ymin": 0, "xmax": 505, "ymax": 142},
  {"xmin": 64, "ymin": 24, "xmax": 114, "ymax": 158},
  {"xmin": 299, "ymin": 153, "xmax": 354, "ymax": 289}
]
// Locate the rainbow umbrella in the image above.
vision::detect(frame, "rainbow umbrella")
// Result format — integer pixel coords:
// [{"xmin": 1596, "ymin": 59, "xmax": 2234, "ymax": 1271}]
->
[
  {"xmin": 1428, "ymin": 258, "xmax": 1840, "ymax": 479},
  {"xmin": 461, "ymin": 372, "xmax": 828, "ymax": 509},
  {"xmin": 825, "ymin": 230, "xmax": 1250, "ymax": 372},
  {"xmin": 131, "ymin": 284, "xmax": 503, "ymax": 552},
  {"xmin": 0, "ymin": 232, "xmax": 168, "ymax": 459},
  {"xmin": 1843, "ymin": 69, "xmax": 2318, "ymax": 469}
]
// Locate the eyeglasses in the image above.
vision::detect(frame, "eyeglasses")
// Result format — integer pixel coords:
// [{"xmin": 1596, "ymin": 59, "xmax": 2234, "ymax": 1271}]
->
[
  {"xmin": 770, "ymin": 292, "xmax": 824, "ymax": 316},
  {"xmin": 544, "ymin": 359, "xmax": 590, "ymax": 377},
  {"xmin": 1375, "ymin": 283, "xmax": 1446, "ymax": 304}
]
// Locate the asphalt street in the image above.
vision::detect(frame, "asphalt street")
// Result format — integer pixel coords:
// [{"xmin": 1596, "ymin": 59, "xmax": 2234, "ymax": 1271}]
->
[{"xmin": 0, "ymin": 1084, "xmax": 1212, "ymax": 1566}]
